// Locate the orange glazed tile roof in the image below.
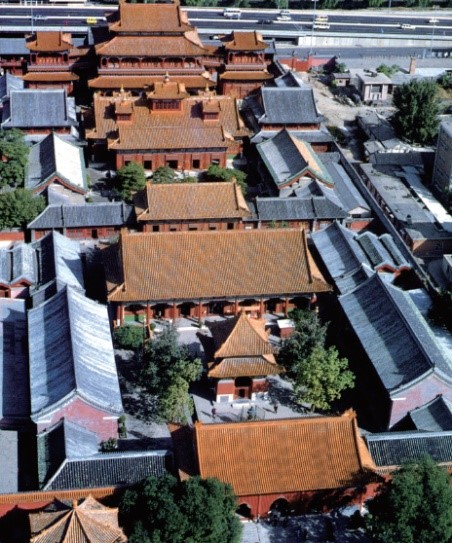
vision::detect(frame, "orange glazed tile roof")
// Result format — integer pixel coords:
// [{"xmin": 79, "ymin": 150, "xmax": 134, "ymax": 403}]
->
[
  {"xmin": 195, "ymin": 411, "xmax": 376, "ymax": 497},
  {"xmin": 208, "ymin": 355, "xmax": 281, "ymax": 379},
  {"xmin": 26, "ymin": 31, "xmax": 72, "ymax": 52},
  {"xmin": 22, "ymin": 72, "xmax": 79, "ymax": 82},
  {"xmin": 104, "ymin": 229, "xmax": 331, "ymax": 303},
  {"xmin": 29, "ymin": 495, "xmax": 127, "ymax": 543},
  {"xmin": 210, "ymin": 312, "xmax": 275, "ymax": 358},
  {"xmin": 134, "ymin": 181, "xmax": 251, "ymax": 222},
  {"xmin": 95, "ymin": 35, "xmax": 209, "ymax": 57},
  {"xmin": 223, "ymin": 31, "xmax": 267, "ymax": 51},
  {"xmin": 89, "ymin": 93, "xmax": 248, "ymax": 150},
  {"xmin": 149, "ymin": 79, "xmax": 189, "ymax": 100},
  {"xmin": 220, "ymin": 71, "xmax": 273, "ymax": 81},
  {"xmin": 89, "ymin": 75, "xmax": 215, "ymax": 90},
  {"xmin": 109, "ymin": 1, "xmax": 193, "ymax": 33}
]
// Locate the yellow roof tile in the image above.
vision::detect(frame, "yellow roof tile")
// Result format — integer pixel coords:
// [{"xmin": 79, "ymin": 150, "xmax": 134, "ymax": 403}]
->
[
  {"xmin": 134, "ymin": 182, "xmax": 251, "ymax": 222},
  {"xmin": 223, "ymin": 31, "xmax": 267, "ymax": 51},
  {"xmin": 104, "ymin": 229, "xmax": 331, "ymax": 303},
  {"xmin": 195, "ymin": 411, "xmax": 377, "ymax": 496}
]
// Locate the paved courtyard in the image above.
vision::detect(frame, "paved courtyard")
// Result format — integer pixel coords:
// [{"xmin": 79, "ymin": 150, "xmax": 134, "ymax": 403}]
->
[{"xmin": 241, "ymin": 514, "xmax": 371, "ymax": 543}]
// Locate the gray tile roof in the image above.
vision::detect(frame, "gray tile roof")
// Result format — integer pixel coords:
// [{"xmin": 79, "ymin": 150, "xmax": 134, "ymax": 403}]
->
[
  {"xmin": 366, "ymin": 431, "xmax": 452, "ymax": 467},
  {"xmin": 28, "ymin": 286, "xmax": 123, "ymax": 420},
  {"xmin": 2, "ymin": 89, "xmax": 77, "ymax": 129},
  {"xmin": 26, "ymin": 132, "xmax": 87, "ymax": 192},
  {"xmin": 0, "ymin": 243, "xmax": 36, "ymax": 285},
  {"xmin": 32, "ymin": 231, "xmax": 84, "ymax": 293},
  {"xmin": 0, "ymin": 38, "xmax": 29, "ymax": 56},
  {"xmin": 44, "ymin": 450, "xmax": 169, "ymax": 490},
  {"xmin": 251, "ymin": 128, "xmax": 333, "ymax": 145},
  {"xmin": 320, "ymin": 156, "xmax": 369, "ymax": 213},
  {"xmin": 37, "ymin": 419, "xmax": 100, "ymax": 488},
  {"xmin": 253, "ymin": 196, "xmax": 347, "ymax": 221},
  {"xmin": 28, "ymin": 203, "xmax": 135, "ymax": 230},
  {"xmin": 339, "ymin": 274, "xmax": 452, "ymax": 394},
  {"xmin": 0, "ymin": 430, "xmax": 20, "ymax": 493},
  {"xmin": 312, "ymin": 223, "xmax": 409, "ymax": 294},
  {"xmin": 0, "ymin": 73, "xmax": 24, "ymax": 102},
  {"xmin": 407, "ymin": 396, "xmax": 452, "ymax": 432},
  {"xmin": 273, "ymin": 71, "xmax": 304, "ymax": 88},
  {"xmin": 0, "ymin": 299, "xmax": 29, "ymax": 420},
  {"xmin": 259, "ymin": 87, "xmax": 323, "ymax": 125}
]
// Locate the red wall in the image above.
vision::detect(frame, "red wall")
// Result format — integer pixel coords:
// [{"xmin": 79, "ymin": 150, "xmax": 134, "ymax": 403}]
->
[{"xmin": 36, "ymin": 397, "xmax": 119, "ymax": 442}]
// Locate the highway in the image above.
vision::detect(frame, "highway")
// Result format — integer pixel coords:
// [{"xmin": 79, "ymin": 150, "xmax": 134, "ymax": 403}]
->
[{"xmin": 0, "ymin": 4, "xmax": 451, "ymax": 40}]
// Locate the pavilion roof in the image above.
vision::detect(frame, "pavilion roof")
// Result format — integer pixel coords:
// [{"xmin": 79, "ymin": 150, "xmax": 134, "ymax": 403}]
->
[
  {"xmin": 26, "ymin": 31, "xmax": 73, "ymax": 52},
  {"xmin": 222, "ymin": 31, "xmax": 267, "ymax": 52},
  {"xmin": 208, "ymin": 355, "xmax": 281, "ymax": 379},
  {"xmin": 95, "ymin": 34, "xmax": 209, "ymax": 57}
]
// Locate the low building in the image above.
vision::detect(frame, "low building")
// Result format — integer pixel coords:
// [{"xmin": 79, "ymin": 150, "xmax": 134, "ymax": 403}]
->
[
  {"xmin": 360, "ymin": 162, "xmax": 452, "ymax": 257},
  {"xmin": 0, "ymin": 37, "xmax": 28, "ymax": 75},
  {"xmin": 1, "ymin": 89, "xmax": 78, "ymax": 143},
  {"xmin": 352, "ymin": 70, "xmax": 391, "ymax": 102},
  {"xmin": 245, "ymin": 196, "xmax": 348, "ymax": 233},
  {"xmin": 203, "ymin": 311, "xmax": 283, "ymax": 402},
  {"xmin": 28, "ymin": 286, "xmax": 124, "ymax": 441},
  {"xmin": 28, "ymin": 202, "xmax": 136, "ymax": 241},
  {"xmin": 394, "ymin": 395, "xmax": 452, "ymax": 432},
  {"xmin": 312, "ymin": 222, "xmax": 411, "ymax": 294},
  {"xmin": 134, "ymin": 181, "xmax": 251, "ymax": 232},
  {"xmin": 0, "ymin": 243, "xmax": 36, "ymax": 299},
  {"xmin": 25, "ymin": 132, "xmax": 88, "ymax": 200},
  {"xmin": 103, "ymin": 228, "xmax": 331, "ymax": 323},
  {"xmin": 0, "ymin": 73, "xmax": 24, "ymax": 106},
  {"xmin": 339, "ymin": 273, "xmax": 452, "ymax": 430},
  {"xmin": 194, "ymin": 410, "xmax": 378, "ymax": 517},
  {"xmin": 365, "ymin": 431, "xmax": 452, "ymax": 476},
  {"xmin": 432, "ymin": 121, "xmax": 452, "ymax": 197}
]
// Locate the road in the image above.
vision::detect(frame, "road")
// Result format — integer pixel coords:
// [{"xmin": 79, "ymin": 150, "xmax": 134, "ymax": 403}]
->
[{"xmin": 0, "ymin": 4, "xmax": 451, "ymax": 40}]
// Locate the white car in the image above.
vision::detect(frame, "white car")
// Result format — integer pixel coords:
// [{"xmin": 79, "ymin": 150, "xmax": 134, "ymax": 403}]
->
[{"xmin": 400, "ymin": 23, "xmax": 416, "ymax": 30}]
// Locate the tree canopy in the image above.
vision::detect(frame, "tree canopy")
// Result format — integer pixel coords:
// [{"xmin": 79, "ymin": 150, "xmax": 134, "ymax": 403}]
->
[
  {"xmin": 114, "ymin": 161, "xmax": 146, "ymax": 201},
  {"xmin": 151, "ymin": 166, "xmax": 197, "ymax": 184},
  {"xmin": 203, "ymin": 164, "xmax": 247, "ymax": 195},
  {"xmin": 141, "ymin": 326, "xmax": 202, "ymax": 423},
  {"xmin": 0, "ymin": 189, "xmax": 45, "ymax": 230},
  {"xmin": 367, "ymin": 456, "xmax": 452, "ymax": 543},
  {"xmin": 0, "ymin": 129, "xmax": 29, "ymax": 189},
  {"xmin": 277, "ymin": 309, "xmax": 354, "ymax": 411},
  {"xmin": 391, "ymin": 80, "xmax": 439, "ymax": 145},
  {"xmin": 120, "ymin": 474, "xmax": 242, "ymax": 543}
]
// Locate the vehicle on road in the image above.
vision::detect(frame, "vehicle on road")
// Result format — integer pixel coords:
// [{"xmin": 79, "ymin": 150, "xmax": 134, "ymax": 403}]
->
[
  {"xmin": 259, "ymin": 18, "xmax": 273, "ymax": 24},
  {"xmin": 428, "ymin": 18, "xmax": 439, "ymax": 23},
  {"xmin": 400, "ymin": 23, "xmax": 416, "ymax": 29},
  {"xmin": 313, "ymin": 22, "xmax": 330, "ymax": 29},
  {"xmin": 276, "ymin": 15, "xmax": 291, "ymax": 21},
  {"xmin": 86, "ymin": 16, "xmax": 97, "ymax": 24},
  {"xmin": 223, "ymin": 7, "xmax": 241, "ymax": 19},
  {"xmin": 315, "ymin": 14, "xmax": 329, "ymax": 22}
]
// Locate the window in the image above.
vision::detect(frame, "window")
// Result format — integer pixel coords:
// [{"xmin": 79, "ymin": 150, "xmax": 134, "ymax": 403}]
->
[
  {"xmin": 152, "ymin": 225, "xmax": 160, "ymax": 232},
  {"xmin": 227, "ymin": 223, "xmax": 234, "ymax": 230},
  {"xmin": 144, "ymin": 160, "xmax": 153, "ymax": 170},
  {"xmin": 192, "ymin": 159, "xmax": 200, "ymax": 169},
  {"xmin": 189, "ymin": 225, "xmax": 198, "ymax": 231},
  {"xmin": 167, "ymin": 160, "xmax": 178, "ymax": 169}
]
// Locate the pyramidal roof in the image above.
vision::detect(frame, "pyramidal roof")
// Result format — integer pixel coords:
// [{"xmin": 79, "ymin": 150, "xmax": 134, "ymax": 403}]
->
[
  {"xmin": 211, "ymin": 311, "xmax": 275, "ymax": 359},
  {"xmin": 29, "ymin": 495, "xmax": 126, "ymax": 543}
]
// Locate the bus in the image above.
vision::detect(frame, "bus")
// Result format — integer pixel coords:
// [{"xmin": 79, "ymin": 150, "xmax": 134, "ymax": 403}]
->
[
  {"xmin": 314, "ymin": 14, "xmax": 329, "ymax": 22},
  {"xmin": 223, "ymin": 8, "xmax": 241, "ymax": 19},
  {"xmin": 313, "ymin": 22, "xmax": 330, "ymax": 29}
]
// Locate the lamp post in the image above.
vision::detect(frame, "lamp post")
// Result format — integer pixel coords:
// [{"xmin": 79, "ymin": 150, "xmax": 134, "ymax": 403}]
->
[{"xmin": 310, "ymin": 0, "xmax": 318, "ymax": 56}]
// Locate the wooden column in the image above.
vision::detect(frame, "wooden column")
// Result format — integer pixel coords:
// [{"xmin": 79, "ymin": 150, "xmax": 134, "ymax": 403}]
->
[
  {"xmin": 198, "ymin": 301, "xmax": 203, "ymax": 322},
  {"xmin": 146, "ymin": 302, "xmax": 151, "ymax": 323},
  {"xmin": 172, "ymin": 302, "xmax": 177, "ymax": 323},
  {"xmin": 284, "ymin": 297, "xmax": 289, "ymax": 317},
  {"xmin": 259, "ymin": 298, "xmax": 264, "ymax": 318},
  {"xmin": 234, "ymin": 300, "xmax": 239, "ymax": 316}
]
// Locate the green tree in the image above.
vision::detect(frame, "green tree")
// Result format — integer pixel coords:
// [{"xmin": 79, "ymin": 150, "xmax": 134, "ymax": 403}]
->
[
  {"xmin": 429, "ymin": 288, "xmax": 452, "ymax": 332},
  {"xmin": 121, "ymin": 475, "xmax": 242, "ymax": 543},
  {"xmin": 367, "ymin": 457, "xmax": 452, "ymax": 543},
  {"xmin": 0, "ymin": 189, "xmax": 45, "ymax": 230},
  {"xmin": 114, "ymin": 325, "xmax": 145, "ymax": 350},
  {"xmin": 376, "ymin": 64, "xmax": 400, "ymax": 77},
  {"xmin": 277, "ymin": 309, "xmax": 328, "ymax": 379},
  {"xmin": 0, "ymin": 129, "xmax": 29, "ymax": 189},
  {"xmin": 141, "ymin": 326, "xmax": 202, "ymax": 422},
  {"xmin": 203, "ymin": 164, "xmax": 247, "ymax": 195},
  {"xmin": 152, "ymin": 166, "xmax": 176, "ymax": 184},
  {"xmin": 114, "ymin": 161, "xmax": 146, "ymax": 201},
  {"xmin": 293, "ymin": 344, "xmax": 355, "ymax": 411},
  {"xmin": 392, "ymin": 80, "xmax": 439, "ymax": 145}
]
